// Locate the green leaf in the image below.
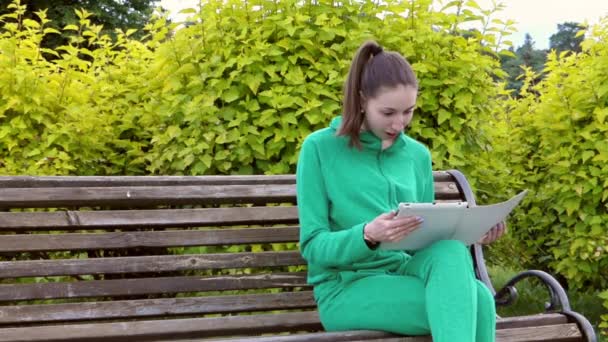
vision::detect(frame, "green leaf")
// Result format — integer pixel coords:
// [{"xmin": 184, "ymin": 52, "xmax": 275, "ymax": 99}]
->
[
  {"xmin": 222, "ymin": 87, "xmax": 240, "ymax": 103},
  {"xmin": 43, "ymin": 28, "xmax": 61, "ymax": 35},
  {"xmin": 201, "ymin": 155, "xmax": 213, "ymax": 168},
  {"xmin": 23, "ymin": 19, "xmax": 40, "ymax": 29},
  {"xmin": 581, "ymin": 150, "xmax": 595, "ymax": 163},
  {"xmin": 63, "ymin": 24, "xmax": 79, "ymax": 31},
  {"xmin": 178, "ymin": 8, "xmax": 197, "ymax": 14},
  {"xmin": 437, "ymin": 109, "xmax": 451, "ymax": 125}
]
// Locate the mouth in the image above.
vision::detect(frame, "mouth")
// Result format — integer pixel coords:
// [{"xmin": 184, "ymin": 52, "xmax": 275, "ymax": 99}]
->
[{"xmin": 385, "ymin": 131, "xmax": 398, "ymax": 139}]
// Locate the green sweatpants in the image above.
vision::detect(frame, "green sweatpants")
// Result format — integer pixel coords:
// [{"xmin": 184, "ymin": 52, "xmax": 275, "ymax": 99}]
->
[{"xmin": 317, "ymin": 240, "xmax": 496, "ymax": 341}]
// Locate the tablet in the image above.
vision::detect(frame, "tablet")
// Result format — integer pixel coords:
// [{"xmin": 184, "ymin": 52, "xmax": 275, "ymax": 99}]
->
[{"xmin": 381, "ymin": 201, "xmax": 468, "ymax": 251}]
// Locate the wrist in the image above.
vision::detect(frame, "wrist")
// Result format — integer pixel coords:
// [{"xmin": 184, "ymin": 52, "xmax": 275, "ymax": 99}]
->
[{"xmin": 363, "ymin": 224, "xmax": 379, "ymax": 248}]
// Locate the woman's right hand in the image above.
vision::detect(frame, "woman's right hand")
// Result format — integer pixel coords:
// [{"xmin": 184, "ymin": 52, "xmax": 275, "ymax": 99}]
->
[{"xmin": 364, "ymin": 211, "xmax": 423, "ymax": 243}]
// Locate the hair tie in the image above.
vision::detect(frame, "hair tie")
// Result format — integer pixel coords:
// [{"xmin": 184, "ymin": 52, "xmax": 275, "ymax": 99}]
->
[{"xmin": 372, "ymin": 45, "xmax": 383, "ymax": 57}]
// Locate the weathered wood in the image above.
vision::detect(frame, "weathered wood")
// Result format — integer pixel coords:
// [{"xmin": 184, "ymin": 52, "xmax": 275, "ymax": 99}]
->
[
  {"xmin": 0, "ymin": 291, "xmax": 316, "ymax": 324},
  {"xmin": 0, "ymin": 206, "xmax": 298, "ymax": 231},
  {"xmin": 0, "ymin": 311, "xmax": 322, "ymax": 342},
  {"xmin": 496, "ymin": 313, "xmax": 568, "ymax": 329},
  {"xmin": 214, "ymin": 323, "xmax": 583, "ymax": 342},
  {"xmin": 0, "ymin": 175, "xmax": 297, "ymax": 187},
  {"xmin": 0, "ymin": 184, "xmax": 298, "ymax": 208},
  {"xmin": 0, "ymin": 227, "xmax": 300, "ymax": 252},
  {"xmin": 0, "ymin": 172, "xmax": 454, "ymax": 188},
  {"xmin": 496, "ymin": 324, "xmax": 582, "ymax": 341},
  {"xmin": 0, "ymin": 172, "xmax": 590, "ymax": 342},
  {"xmin": 0, "ymin": 310, "xmax": 583, "ymax": 342},
  {"xmin": 177, "ymin": 331, "xmax": 422, "ymax": 342},
  {"xmin": 0, "ymin": 251, "xmax": 305, "ymax": 278},
  {"xmin": 0, "ymin": 272, "xmax": 308, "ymax": 301},
  {"xmin": 0, "ymin": 181, "xmax": 460, "ymax": 210}
]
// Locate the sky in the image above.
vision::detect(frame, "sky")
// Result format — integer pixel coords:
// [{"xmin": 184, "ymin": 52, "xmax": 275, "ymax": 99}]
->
[{"xmin": 157, "ymin": 0, "xmax": 607, "ymax": 50}]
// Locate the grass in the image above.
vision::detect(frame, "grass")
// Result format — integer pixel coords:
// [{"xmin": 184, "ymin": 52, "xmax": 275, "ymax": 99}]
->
[{"xmin": 488, "ymin": 265, "xmax": 607, "ymax": 341}]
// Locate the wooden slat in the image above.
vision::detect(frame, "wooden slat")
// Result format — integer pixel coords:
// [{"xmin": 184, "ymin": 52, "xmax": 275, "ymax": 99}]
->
[
  {"xmin": 0, "ymin": 227, "xmax": 300, "ymax": 252},
  {"xmin": 0, "ymin": 182, "xmax": 460, "ymax": 209},
  {"xmin": 496, "ymin": 324, "xmax": 582, "ymax": 341},
  {"xmin": 0, "ymin": 177, "xmax": 460, "ymax": 209},
  {"xmin": 435, "ymin": 181, "xmax": 461, "ymax": 200},
  {"xmin": 0, "ymin": 172, "xmax": 454, "ymax": 188},
  {"xmin": 0, "ymin": 184, "xmax": 297, "ymax": 208},
  {"xmin": 496, "ymin": 313, "xmax": 568, "ymax": 329},
  {"xmin": 0, "ymin": 206, "xmax": 298, "ymax": 231},
  {"xmin": 179, "ymin": 331, "xmax": 423, "ymax": 342},
  {"xmin": 0, "ymin": 251, "xmax": 305, "ymax": 278},
  {"xmin": 215, "ymin": 323, "xmax": 583, "ymax": 342},
  {"xmin": 0, "ymin": 291, "xmax": 316, "ymax": 324},
  {"xmin": 0, "ymin": 272, "xmax": 308, "ymax": 301},
  {"xmin": 0, "ymin": 311, "xmax": 582, "ymax": 342},
  {"xmin": 0, "ymin": 175, "xmax": 297, "ymax": 188},
  {"xmin": 0, "ymin": 311, "xmax": 322, "ymax": 342}
]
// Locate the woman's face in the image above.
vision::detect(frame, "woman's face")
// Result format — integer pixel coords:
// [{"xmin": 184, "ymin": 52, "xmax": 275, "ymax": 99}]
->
[{"xmin": 362, "ymin": 84, "xmax": 417, "ymax": 147}]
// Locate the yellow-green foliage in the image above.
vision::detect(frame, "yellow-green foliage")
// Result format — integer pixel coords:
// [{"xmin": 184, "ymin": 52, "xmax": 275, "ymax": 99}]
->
[
  {"xmin": 141, "ymin": 0, "xmax": 513, "ymax": 176},
  {"xmin": 504, "ymin": 17, "xmax": 608, "ymax": 333},
  {"xmin": 0, "ymin": 0, "xmax": 515, "ymax": 177},
  {"xmin": 0, "ymin": 1, "xmax": 155, "ymax": 174},
  {"xmin": 1, "ymin": 0, "xmax": 605, "ymax": 332},
  {"xmin": 601, "ymin": 290, "xmax": 608, "ymax": 336}
]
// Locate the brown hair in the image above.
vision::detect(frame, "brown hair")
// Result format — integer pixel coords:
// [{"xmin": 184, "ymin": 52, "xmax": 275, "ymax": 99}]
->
[{"xmin": 338, "ymin": 40, "xmax": 418, "ymax": 148}]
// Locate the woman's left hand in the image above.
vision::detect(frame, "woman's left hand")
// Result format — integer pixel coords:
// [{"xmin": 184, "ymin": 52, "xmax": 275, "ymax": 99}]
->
[{"xmin": 478, "ymin": 221, "xmax": 507, "ymax": 245}]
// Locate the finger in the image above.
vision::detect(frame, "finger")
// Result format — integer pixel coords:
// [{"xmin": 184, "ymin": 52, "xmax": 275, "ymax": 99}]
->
[
  {"xmin": 390, "ymin": 220, "xmax": 422, "ymax": 236},
  {"xmin": 486, "ymin": 228, "xmax": 494, "ymax": 243},
  {"xmin": 493, "ymin": 226, "xmax": 502, "ymax": 241},
  {"xmin": 480, "ymin": 232, "xmax": 490, "ymax": 244},
  {"xmin": 392, "ymin": 215, "xmax": 423, "ymax": 228},
  {"xmin": 393, "ymin": 224, "xmax": 419, "ymax": 240},
  {"xmin": 480, "ymin": 233, "xmax": 488, "ymax": 244},
  {"xmin": 381, "ymin": 211, "xmax": 398, "ymax": 219},
  {"xmin": 397, "ymin": 225, "xmax": 421, "ymax": 241},
  {"xmin": 497, "ymin": 224, "xmax": 506, "ymax": 238}
]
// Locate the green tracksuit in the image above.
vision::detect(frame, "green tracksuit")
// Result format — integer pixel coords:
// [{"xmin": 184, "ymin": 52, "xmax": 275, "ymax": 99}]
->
[{"xmin": 296, "ymin": 116, "xmax": 496, "ymax": 341}]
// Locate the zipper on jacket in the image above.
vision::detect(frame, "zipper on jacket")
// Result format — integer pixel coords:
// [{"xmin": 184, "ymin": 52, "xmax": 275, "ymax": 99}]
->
[{"xmin": 377, "ymin": 151, "xmax": 392, "ymax": 204}]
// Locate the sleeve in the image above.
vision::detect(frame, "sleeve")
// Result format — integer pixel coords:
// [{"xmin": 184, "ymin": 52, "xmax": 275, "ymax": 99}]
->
[
  {"xmin": 421, "ymin": 148, "xmax": 435, "ymax": 203},
  {"xmin": 296, "ymin": 138, "xmax": 375, "ymax": 268}
]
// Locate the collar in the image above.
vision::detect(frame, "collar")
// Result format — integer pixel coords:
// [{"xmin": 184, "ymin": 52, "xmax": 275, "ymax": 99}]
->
[{"xmin": 330, "ymin": 116, "xmax": 407, "ymax": 152}]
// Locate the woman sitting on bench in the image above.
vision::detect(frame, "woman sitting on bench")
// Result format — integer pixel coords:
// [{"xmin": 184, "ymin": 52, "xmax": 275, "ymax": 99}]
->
[{"xmin": 296, "ymin": 40, "xmax": 506, "ymax": 342}]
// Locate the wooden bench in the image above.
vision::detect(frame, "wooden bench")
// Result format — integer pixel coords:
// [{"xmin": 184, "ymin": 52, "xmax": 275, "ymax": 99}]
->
[{"xmin": 0, "ymin": 170, "xmax": 597, "ymax": 342}]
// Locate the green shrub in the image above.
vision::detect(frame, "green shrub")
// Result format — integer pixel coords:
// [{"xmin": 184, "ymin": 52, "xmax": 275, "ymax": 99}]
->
[
  {"xmin": 0, "ymin": 2, "xmax": 154, "ymax": 175},
  {"xmin": 503, "ymin": 17, "xmax": 608, "ymax": 333}
]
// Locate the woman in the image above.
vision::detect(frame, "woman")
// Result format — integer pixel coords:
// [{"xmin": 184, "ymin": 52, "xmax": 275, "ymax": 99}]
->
[{"xmin": 295, "ymin": 40, "xmax": 505, "ymax": 342}]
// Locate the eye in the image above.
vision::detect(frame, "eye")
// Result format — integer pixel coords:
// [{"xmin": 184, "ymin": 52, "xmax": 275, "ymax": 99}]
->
[{"xmin": 382, "ymin": 111, "xmax": 394, "ymax": 116}]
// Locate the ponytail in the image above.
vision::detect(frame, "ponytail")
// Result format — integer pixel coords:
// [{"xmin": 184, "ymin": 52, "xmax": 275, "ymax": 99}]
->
[
  {"xmin": 339, "ymin": 41, "xmax": 384, "ymax": 148},
  {"xmin": 337, "ymin": 40, "xmax": 417, "ymax": 149}
]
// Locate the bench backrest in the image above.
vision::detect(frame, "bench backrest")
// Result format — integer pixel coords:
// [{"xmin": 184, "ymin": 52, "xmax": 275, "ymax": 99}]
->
[{"xmin": 0, "ymin": 172, "xmax": 466, "ymax": 329}]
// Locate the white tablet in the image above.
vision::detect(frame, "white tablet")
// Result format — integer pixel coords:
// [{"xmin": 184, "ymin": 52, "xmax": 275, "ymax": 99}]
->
[
  {"xmin": 381, "ymin": 201, "xmax": 468, "ymax": 251},
  {"xmin": 397, "ymin": 201, "xmax": 468, "ymax": 214}
]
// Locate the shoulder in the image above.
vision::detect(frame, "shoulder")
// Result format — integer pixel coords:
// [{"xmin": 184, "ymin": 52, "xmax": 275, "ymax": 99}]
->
[
  {"xmin": 303, "ymin": 127, "xmax": 338, "ymax": 144},
  {"xmin": 301, "ymin": 127, "xmax": 346, "ymax": 151},
  {"xmin": 402, "ymin": 134, "xmax": 431, "ymax": 160}
]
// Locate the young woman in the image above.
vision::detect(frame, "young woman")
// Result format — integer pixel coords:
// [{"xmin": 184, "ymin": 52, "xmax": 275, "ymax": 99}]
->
[{"xmin": 296, "ymin": 40, "xmax": 506, "ymax": 342}]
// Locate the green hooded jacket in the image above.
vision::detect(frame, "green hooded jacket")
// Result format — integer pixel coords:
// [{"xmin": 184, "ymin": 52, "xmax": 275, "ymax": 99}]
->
[{"xmin": 296, "ymin": 116, "xmax": 434, "ymax": 305}]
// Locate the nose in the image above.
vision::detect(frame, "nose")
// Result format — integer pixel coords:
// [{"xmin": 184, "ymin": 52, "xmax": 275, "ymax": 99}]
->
[{"xmin": 392, "ymin": 115, "xmax": 405, "ymax": 130}]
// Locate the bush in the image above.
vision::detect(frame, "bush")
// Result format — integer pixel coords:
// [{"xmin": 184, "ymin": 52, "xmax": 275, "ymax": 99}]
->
[{"xmin": 503, "ymin": 17, "xmax": 608, "ymax": 334}]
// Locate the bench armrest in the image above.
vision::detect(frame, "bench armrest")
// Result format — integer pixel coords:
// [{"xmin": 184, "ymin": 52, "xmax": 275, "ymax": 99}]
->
[
  {"xmin": 494, "ymin": 270, "xmax": 598, "ymax": 342},
  {"xmin": 494, "ymin": 269, "xmax": 571, "ymax": 311}
]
